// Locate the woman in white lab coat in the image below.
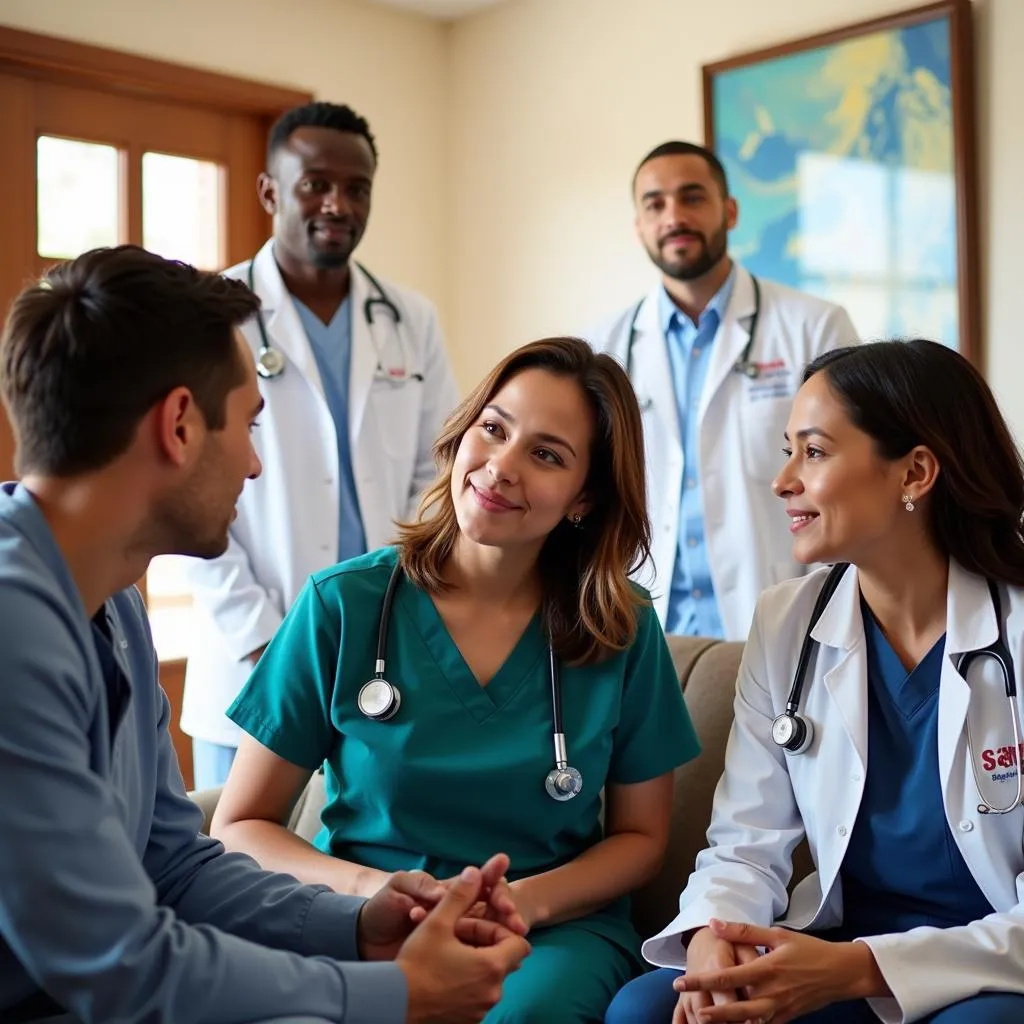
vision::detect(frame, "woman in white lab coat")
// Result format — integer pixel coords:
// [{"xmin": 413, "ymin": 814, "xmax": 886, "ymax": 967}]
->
[{"xmin": 606, "ymin": 339, "xmax": 1024, "ymax": 1024}]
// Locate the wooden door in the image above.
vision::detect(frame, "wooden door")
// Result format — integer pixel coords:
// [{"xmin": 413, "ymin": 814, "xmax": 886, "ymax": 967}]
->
[{"xmin": 0, "ymin": 28, "xmax": 311, "ymax": 787}]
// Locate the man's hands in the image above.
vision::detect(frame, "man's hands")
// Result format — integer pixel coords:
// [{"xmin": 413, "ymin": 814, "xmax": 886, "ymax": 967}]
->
[
  {"xmin": 408, "ymin": 855, "xmax": 530, "ymax": 937},
  {"xmin": 398, "ymin": 865, "xmax": 531, "ymax": 1024}
]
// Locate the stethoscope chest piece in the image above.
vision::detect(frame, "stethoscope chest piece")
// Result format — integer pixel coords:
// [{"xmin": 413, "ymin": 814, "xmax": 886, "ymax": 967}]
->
[
  {"xmin": 357, "ymin": 677, "xmax": 401, "ymax": 721},
  {"xmin": 256, "ymin": 347, "xmax": 286, "ymax": 380},
  {"xmin": 545, "ymin": 765, "xmax": 583, "ymax": 802},
  {"xmin": 771, "ymin": 711, "xmax": 813, "ymax": 755}
]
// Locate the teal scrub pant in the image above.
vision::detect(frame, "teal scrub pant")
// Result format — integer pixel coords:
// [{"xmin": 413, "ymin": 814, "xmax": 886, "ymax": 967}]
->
[
  {"xmin": 485, "ymin": 920, "xmax": 638, "ymax": 1024},
  {"xmin": 604, "ymin": 968, "xmax": 1024, "ymax": 1023}
]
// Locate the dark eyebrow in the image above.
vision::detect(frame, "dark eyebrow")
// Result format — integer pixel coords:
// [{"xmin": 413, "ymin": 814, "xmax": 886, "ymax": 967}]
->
[
  {"xmin": 483, "ymin": 403, "xmax": 577, "ymax": 459},
  {"xmin": 783, "ymin": 427, "xmax": 837, "ymax": 442}
]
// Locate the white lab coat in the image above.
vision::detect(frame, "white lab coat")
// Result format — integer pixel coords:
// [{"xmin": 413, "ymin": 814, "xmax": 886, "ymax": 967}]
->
[
  {"xmin": 180, "ymin": 241, "xmax": 460, "ymax": 746},
  {"xmin": 586, "ymin": 266, "xmax": 857, "ymax": 639},
  {"xmin": 646, "ymin": 562, "xmax": 1024, "ymax": 1023}
]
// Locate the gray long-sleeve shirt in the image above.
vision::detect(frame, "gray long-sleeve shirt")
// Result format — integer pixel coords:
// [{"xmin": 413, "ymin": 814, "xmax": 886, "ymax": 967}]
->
[{"xmin": 0, "ymin": 482, "xmax": 406, "ymax": 1023}]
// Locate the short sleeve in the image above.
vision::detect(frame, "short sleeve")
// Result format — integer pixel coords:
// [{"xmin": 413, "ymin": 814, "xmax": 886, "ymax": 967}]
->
[
  {"xmin": 227, "ymin": 577, "xmax": 338, "ymax": 771},
  {"xmin": 607, "ymin": 603, "xmax": 700, "ymax": 784}
]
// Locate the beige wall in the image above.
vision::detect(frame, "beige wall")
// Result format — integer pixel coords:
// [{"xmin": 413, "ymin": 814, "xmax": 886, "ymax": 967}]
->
[
  {"xmin": 0, "ymin": 0, "xmax": 452, "ymax": 329},
  {"xmin": 449, "ymin": 0, "xmax": 1024, "ymax": 439}
]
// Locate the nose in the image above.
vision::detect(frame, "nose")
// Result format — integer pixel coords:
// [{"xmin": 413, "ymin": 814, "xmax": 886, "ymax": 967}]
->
[
  {"xmin": 772, "ymin": 458, "xmax": 801, "ymax": 499},
  {"xmin": 248, "ymin": 445, "xmax": 263, "ymax": 481},
  {"xmin": 320, "ymin": 185, "xmax": 351, "ymax": 218},
  {"xmin": 486, "ymin": 446, "xmax": 520, "ymax": 485}
]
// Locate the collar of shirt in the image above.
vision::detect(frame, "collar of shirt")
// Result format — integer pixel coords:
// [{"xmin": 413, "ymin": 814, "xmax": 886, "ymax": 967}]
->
[{"xmin": 658, "ymin": 263, "xmax": 738, "ymax": 341}]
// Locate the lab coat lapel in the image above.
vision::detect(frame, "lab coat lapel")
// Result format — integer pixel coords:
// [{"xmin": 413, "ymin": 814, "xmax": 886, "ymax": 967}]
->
[
  {"xmin": 348, "ymin": 265, "xmax": 377, "ymax": 436},
  {"xmin": 631, "ymin": 290, "xmax": 680, "ymax": 449},
  {"xmin": 697, "ymin": 264, "xmax": 756, "ymax": 424},
  {"xmin": 938, "ymin": 562, "xmax": 997, "ymax": 794},
  {"xmin": 252, "ymin": 241, "xmax": 326, "ymax": 398},
  {"xmin": 812, "ymin": 565, "xmax": 868, "ymax": 771}
]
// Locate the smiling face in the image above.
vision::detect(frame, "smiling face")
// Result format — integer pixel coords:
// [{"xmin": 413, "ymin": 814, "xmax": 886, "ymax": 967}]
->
[
  {"xmin": 259, "ymin": 126, "xmax": 375, "ymax": 271},
  {"xmin": 773, "ymin": 371, "xmax": 920, "ymax": 566},
  {"xmin": 450, "ymin": 367, "xmax": 594, "ymax": 555},
  {"xmin": 633, "ymin": 153, "xmax": 736, "ymax": 282}
]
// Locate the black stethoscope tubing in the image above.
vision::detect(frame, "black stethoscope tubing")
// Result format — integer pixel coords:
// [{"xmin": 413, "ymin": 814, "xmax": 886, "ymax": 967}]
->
[
  {"xmin": 624, "ymin": 274, "xmax": 762, "ymax": 384},
  {"xmin": 247, "ymin": 257, "xmax": 404, "ymax": 380},
  {"xmin": 773, "ymin": 563, "xmax": 1022, "ymax": 815},
  {"xmin": 358, "ymin": 562, "xmax": 584, "ymax": 802}
]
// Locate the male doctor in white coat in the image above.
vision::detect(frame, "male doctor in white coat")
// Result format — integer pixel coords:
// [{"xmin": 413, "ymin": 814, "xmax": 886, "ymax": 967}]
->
[
  {"xmin": 181, "ymin": 102, "xmax": 459, "ymax": 786},
  {"xmin": 588, "ymin": 141, "xmax": 857, "ymax": 640}
]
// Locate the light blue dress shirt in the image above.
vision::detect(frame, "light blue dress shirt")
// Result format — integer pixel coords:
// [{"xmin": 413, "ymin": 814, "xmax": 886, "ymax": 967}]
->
[
  {"xmin": 0, "ymin": 482, "xmax": 403, "ymax": 1023},
  {"xmin": 661, "ymin": 269, "xmax": 736, "ymax": 638},
  {"xmin": 293, "ymin": 297, "xmax": 368, "ymax": 564}
]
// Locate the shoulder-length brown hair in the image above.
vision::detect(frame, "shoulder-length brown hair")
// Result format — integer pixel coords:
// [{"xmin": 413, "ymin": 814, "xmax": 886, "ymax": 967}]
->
[{"xmin": 396, "ymin": 337, "xmax": 651, "ymax": 666}]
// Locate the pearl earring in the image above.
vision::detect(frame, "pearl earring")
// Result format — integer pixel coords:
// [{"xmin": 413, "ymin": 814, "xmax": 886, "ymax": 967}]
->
[{"xmin": 902, "ymin": 494, "xmax": 915, "ymax": 512}]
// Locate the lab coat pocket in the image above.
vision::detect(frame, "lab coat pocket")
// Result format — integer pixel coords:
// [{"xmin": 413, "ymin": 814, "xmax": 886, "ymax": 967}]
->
[
  {"xmin": 369, "ymin": 378, "xmax": 424, "ymax": 459},
  {"xmin": 740, "ymin": 396, "xmax": 793, "ymax": 483}
]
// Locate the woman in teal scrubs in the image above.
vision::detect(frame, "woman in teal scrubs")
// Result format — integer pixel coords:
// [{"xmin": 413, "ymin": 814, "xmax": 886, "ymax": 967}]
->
[{"xmin": 212, "ymin": 337, "xmax": 701, "ymax": 1023}]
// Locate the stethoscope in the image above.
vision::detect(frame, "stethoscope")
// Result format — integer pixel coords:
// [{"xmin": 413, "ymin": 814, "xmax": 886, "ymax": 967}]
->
[
  {"xmin": 772, "ymin": 562, "xmax": 1024, "ymax": 816},
  {"xmin": 247, "ymin": 258, "xmax": 420, "ymax": 384},
  {"xmin": 623, "ymin": 275, "xmax": 762, "ymax": 393},
  {"xmin": 357, "ymin": 562, "xmax": 584, "ymax": 803}
]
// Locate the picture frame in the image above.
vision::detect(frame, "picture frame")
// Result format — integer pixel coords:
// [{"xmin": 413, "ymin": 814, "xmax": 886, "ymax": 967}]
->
[{"xmin": 703, "ymin": 0, "xmax": 979, "ymax": 363}]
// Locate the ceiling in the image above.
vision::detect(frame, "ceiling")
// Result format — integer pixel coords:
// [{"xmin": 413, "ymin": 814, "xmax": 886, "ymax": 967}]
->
[{"xmin": 365, "ymin": 0, "xmax": 508, "ymax": 20}]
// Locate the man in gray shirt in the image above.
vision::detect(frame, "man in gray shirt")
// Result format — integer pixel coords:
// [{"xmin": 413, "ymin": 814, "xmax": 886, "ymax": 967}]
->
[{"xmin": 0, "ymin": 245, "xmax": 529, "ymax": 1024}]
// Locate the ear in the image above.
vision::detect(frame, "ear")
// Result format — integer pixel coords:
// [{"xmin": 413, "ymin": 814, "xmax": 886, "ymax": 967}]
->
[
  {"xmin": 900, "ymin": 445, "xmax": 940, "ymax": 504},
  {"xmin": 566, "ymin": 495, "xmax": 592, "ymax": 525},
  {"xmin": 155, "ymin": 386, "xmax": 204, "ymax": 468},
  {"xmin": 725, "ymin": 195, "xmax": 738, "ymax": 231},
  {"xmin": 257, "ymin": 172, "xmax": 278, "ymax": 216}
]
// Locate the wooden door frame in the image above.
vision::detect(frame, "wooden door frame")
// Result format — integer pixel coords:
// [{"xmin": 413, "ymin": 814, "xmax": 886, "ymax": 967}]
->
[{"xmin": 0, "ymin": 25, "xmax": 312, "ymax": 114}]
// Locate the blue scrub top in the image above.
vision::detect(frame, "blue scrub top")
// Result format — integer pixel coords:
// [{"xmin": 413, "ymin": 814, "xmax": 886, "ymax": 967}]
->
[
  {"xmin": 228, "ymin": 546, "xmax": 701, "ymax": 958},
  {"xmin": 661, "ymin": 269, "xmax": 735, "ymax": 638},
  {"xmin": 293, "ymin": 296, "xmax": 367, "ymax": 564},
  {"xmin": 839, "ymin": 601, "xmax": 994, "ymax": 936}
]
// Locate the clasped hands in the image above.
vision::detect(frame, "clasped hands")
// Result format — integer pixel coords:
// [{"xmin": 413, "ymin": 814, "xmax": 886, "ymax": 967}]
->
[
  {"xmin": 357, "ymin": 851, "xmax": 529, "ymax": 962},
  {"xmin": 671, "ymin": 918, "xmax": 884, "ymax": 1024}
]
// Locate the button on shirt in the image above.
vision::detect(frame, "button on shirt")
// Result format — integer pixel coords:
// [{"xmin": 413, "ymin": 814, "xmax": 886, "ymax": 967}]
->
[
  {"xmin": 662, "ymin": 269, "xmax": 736, "ymax": 637},
  {"xmin": 293, "ymin": 297, "xmax": 367, "ymax": 564}
]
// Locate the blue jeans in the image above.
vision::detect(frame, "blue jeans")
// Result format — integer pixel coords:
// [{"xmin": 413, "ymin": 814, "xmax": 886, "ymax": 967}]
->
[
  {"xmin": 605, "ymin": 968, "xmax": 1024, "ymax": 1023},
  {"xmin": 191, "ymin": 739, "xmax": 237, "ymax": 789}
]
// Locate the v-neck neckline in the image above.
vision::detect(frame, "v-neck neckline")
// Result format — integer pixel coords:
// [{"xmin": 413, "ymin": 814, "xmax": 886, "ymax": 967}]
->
[
  {"xmin": 403, "ymin": 583, "xmax": 548, "ymax": 724},
  {"xmin": 862, "ymin": 599, "xmax": 947, "ymax": 721}
]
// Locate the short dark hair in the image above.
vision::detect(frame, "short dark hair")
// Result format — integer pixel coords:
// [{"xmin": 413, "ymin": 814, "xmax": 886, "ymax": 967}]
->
[
  {"xmin": 633, "ymin": 141, "xmax": 730, "ymax": 197},
  {"xmin": 0, "ymin": 245, "xmax": 260, "ymax": 477},
  {"xmin": 804, "ymin": 340, "xmax": 1024, "ymax": 586},
  {"xmin": 267, "ymin": 101, "xmax": 378, "ymax": 167}
]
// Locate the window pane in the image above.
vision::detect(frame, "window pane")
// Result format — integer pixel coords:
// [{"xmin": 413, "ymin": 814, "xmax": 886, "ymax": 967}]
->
[
  {"xmin": 142, "ymin": 152, "xmax": 223, "ymax": 269},
  {"xmin": 37, "ymin": 136, "xmax": 120, "ymax": 259}
]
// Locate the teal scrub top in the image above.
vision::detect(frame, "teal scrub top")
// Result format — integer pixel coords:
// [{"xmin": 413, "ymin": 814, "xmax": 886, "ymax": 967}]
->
[{"xmin": 228, "ymin": 546, "xmax": 701, "ymax": 955}]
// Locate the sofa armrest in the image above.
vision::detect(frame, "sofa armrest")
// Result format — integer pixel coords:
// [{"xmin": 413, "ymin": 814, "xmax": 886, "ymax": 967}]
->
[{"xmin": 188, "ymin": 785, "xmax": 224, "ymax": 836}]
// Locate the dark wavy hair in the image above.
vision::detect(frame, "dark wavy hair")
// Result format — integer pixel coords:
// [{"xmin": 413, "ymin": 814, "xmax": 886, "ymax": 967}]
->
[
  {"xmin": 396, "ymin": 337, "xmax": 651, "ymax": 665},
  {"xmin": 804, "ymin": 339, "xmax": 1024, "ymax": 585}
]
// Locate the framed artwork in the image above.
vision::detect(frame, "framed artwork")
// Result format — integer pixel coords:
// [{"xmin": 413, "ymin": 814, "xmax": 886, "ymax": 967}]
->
[{"xmin": 703, "ymin": 0, "xmax": 979, "ymax": 362}]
